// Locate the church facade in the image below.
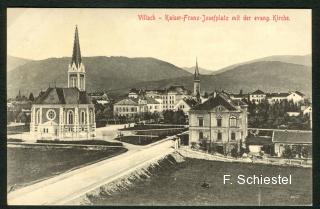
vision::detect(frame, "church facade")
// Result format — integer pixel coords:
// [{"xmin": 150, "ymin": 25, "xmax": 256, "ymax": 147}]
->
[{"xmin": 30, "ymin": 26, "xmax": 96, "ymax": 140}]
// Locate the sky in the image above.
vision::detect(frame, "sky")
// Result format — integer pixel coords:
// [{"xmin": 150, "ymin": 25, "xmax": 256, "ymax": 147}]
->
[{"xmin": 7, "ymin": 8, "xmax": 311, "ymax": 71}]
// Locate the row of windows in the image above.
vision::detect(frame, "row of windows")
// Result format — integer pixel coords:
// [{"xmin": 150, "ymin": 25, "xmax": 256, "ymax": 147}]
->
[
  {"xmin": 198, "ymin": 117, "xmax": 237, "ymax": 127},
  {"xmin": 199, "ymin": 132, "xmax": 236, "ymax": 141},
  {"xmin": 116, "ymin": 107, "xmax": 138, "ymax": 112},
  {"xmin": 35, "ymin": 110, "xmax": 94, "ymax": 125}
]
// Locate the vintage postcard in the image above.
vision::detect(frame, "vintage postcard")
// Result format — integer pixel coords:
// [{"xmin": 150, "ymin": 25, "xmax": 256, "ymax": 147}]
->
[{"xmin": 7, "ymin": 8, "xmax": 312, "ymax": 205}]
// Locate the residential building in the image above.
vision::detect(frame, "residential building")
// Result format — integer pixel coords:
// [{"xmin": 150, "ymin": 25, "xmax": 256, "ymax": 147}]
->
[
  {"xmin": 273, "ymin": 131, "xmax": 312, "ymax": 157},
  {"xmin": 30, "ymin": 26, "xmax": 96, "ymax": 140},
  {"xmin": 113, "ymin": 97, "xmax": 149, "ymax": 117},
  {"xmin": 88, "ymin": 92, "xmax": 110, "ymax": 104},
  {"xmin": 249, "ymin": 90, "xmax": 266, "ymax": 104},
  {"xmin": 174, "ymin": 98, "xmax": 199, "ymax": 116},
  {"xmin": 266, "ymin": 93, "xmax": 289, "ymax": 104},
  {"xmin": 189, "ymin": 93, "xmax": 248, "ymax": 155},
  {"xmin": 286, "ymin": 112, "xmax": 300, "ymax": 117},
  {"xmin": 286, "ymin": 91, "xmax": 305, "ymax": 104}
]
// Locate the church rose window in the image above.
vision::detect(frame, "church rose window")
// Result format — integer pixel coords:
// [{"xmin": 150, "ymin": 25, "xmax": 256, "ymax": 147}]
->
[{"xmin": 47, "ymin": 109, "xmax": 56, "ymax": 120}]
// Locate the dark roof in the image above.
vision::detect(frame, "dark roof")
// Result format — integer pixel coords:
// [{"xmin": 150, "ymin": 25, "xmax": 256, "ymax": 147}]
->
[
  {"xmin": 252, "ymin": 89, "xmax": 265, "ymax": 95},
  {"xmin": 115, "ymin": 98, "xmax": 138, "ymax": 105},
  {"xmin": 71, "ymin": 26, "xmax": 82, "ymax": 68},
  {"xmin": 34, "ymin": 87, "xmax": 91, "ymax": 104},
  {"xmin": 273, "ymin": 131, "xmax": 312, "ymax": 144},
  {"xmin": 145, "ymin": 97, "xmax": 160, "ymax": 104},
  {"xmin": 183, "ymin": 98, "xmax": 198, "ymax": 107},
  {"xmin": 246, "ymin": 136, "xmax": 273, "ymax": 145},
  {"xmin": 292, "ymin": 91, "xmax": 304, "ymax": 97},
  {"xmin": 266, "ymin": 92, "xmax": 289, "ymax": 97},
  {"xmin": 231, "ymin": 99, "xmax": 248, "ymax": 106},
  {"xmin": 192, "ymin": 93, "xmax": 238, "ymax": 111},
  {"xmin": 231, "ymin": 94, "xmax": 248, "ymax": 98}
]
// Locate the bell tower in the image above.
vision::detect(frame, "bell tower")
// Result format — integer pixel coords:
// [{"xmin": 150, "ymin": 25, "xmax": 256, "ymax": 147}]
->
[
  {"xmin": 193, "ymin": 58, "xmax": 200, "ymax": 96},
  {"xmin": 68, "ymin": 25, "xmax": 86, "ymax": 91}
]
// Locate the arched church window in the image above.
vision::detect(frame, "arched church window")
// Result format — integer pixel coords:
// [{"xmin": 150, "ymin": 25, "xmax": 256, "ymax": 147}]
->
[
  {"xmin": 36, "ymin": 109, "xmax": 41, "ymax": 124},
  {"xmin": 81, "ymin": 111, "xmax": 85, "ymax": 124},
  {"xmin": 68, "ymin": 110, "xmax": 74, "ymax": 124},
  {"xmin": 90, "ymin": 110, "xmax": 93, "ymax": 124}
]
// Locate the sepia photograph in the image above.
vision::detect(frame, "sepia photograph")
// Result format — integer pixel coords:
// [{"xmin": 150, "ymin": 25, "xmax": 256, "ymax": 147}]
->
[{"xmin": 6, "ymin": 8, "xmax": 312, "ymax": 206}]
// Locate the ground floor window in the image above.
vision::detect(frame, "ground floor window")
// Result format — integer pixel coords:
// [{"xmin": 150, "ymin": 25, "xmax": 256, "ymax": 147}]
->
[{"xmin": 231, "ymin": 132, "xmax": 236, "ymax": 140}]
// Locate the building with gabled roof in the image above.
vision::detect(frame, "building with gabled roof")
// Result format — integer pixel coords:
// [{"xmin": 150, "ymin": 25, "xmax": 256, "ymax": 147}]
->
[
  {"xmin": 174, "ymin": 98, "xmax": 199, "ymax": 117},
  {"xmin": 189, "ymin": 93, "xmax": 248, "ymax": 155},
  {"xmin": 249, "ymin": 89, "xmax": 266, "ymax": 104},
  {"xmin": 30, "ymin": 26, "xmax": 96, "ymax": 140},
  {"xmin": 273, "ymin": 130, "xmax": 312, "ymax": 157}
]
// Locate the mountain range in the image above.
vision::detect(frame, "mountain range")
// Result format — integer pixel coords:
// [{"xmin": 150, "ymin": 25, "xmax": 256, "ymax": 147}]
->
[{"xmin": 7, "ymin": 54, "xmax": 312, "ymax": 98}]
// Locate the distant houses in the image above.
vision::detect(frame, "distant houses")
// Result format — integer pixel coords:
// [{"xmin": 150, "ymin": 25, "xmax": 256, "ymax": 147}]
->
[
  {"xmin": 113, "ymin": 59, "xmax": 203, "ymax": 119},
  {"xmin": 88, "ymin": 91, "xmax": 110, "ymax": 105}
]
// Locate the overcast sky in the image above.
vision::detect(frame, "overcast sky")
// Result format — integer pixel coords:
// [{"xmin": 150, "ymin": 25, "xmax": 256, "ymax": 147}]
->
[{"xmin": 7, "ymin": 8, "xmax": 311, "ymax": 71}]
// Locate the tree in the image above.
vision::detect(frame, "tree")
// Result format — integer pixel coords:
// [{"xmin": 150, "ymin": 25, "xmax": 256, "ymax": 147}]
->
[
  {"xmin": 28, "ymin": 92, "xmax": 34, "ymax": 101},
  {"xmin": 282, "ymin": 145, "xmax": 294, "ymax": 159}
]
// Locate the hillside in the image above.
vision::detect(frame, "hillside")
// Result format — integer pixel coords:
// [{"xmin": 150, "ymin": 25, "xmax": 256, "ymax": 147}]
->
[
  {"xmin": 130, "ymin": 61, "xmax": 312, "ymax": 97},
  {"xmin": 7, "ymin": 56, "xmax": 191, "ymax": 97},
  {"xmin": 210, "ymin": 54, "xmax": 311, "ymax": 75},
  {"xmin": 182, "ymin": 66, "xmax": 213, "ymax": 75},
  {"xmin": 7, "ymin": 55, "xmax": 32, "ymax": 71}
]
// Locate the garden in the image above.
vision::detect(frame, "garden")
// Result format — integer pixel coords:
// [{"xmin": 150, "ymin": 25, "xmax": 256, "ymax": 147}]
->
[{"xmin": 7, "ymin": 145, "xmax": 127, "ymax": 191}]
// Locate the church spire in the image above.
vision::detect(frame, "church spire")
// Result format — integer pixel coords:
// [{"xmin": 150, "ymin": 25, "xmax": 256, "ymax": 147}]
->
[
  {"xmin": 71, "ymin": 25, "xmax": 82, "ymax": 68},
  {"xmin": 194, "ymin": 57, "xmax": 200, "ymax": 80}
]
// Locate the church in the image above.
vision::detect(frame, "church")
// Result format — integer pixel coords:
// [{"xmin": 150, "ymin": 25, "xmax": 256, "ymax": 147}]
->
[{"xmin": 30, "ymin": 26, "xmax": 96, "ymax": 140}]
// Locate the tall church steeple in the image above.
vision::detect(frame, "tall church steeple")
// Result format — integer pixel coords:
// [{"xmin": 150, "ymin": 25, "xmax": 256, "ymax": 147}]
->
[
  {"xmin": 193, "ymin": 58, "xmax": 200, "ymax": 96},
  {"xmin": 68, "ymin": 25, "xmax": 86, "ymax": 91},
  {"xmin": 71, "ymin": 25, "xmax": 82, "ymax": 68}
]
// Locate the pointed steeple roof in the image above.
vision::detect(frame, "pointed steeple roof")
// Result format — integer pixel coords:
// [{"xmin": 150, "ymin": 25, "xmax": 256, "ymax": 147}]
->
[
  {"xmin": 194, "ymin": 58, "xmax": 200, "ymax": 80},
  {"xmin": 71, "ymin": 25, "xmax": 82, "ymax": 68}
]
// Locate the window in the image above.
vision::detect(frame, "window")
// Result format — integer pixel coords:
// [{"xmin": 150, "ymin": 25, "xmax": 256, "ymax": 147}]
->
[
  {"xmin": 231, "ymin": 132, "xmax": 236, "ymax": 140},
  {"xmin": 198, "ymin": 118, "xmax": 204, "ymax": 127},
  {"xmin": 217, "ymin": 118, "xmax": 222, "ymax": 127},
  {"xmin": 230, "ymin": 116, "xmax": 237, "ymax": 127},
  {"xmin": 68, "ymin": 111, "xmax": 74, "ymax": 124},
  {"xmin": 80, "ymin": 111, "xmax": 85, "ymax": 124},
  {"xmin": 217, "ymin": 132, "xmax": 222, "ymax": 140},
  {"xmin": 36, "ymin": 110, "xmax": 41, "ymax": 124},
  {"xmin": 47, "ymin": 109, "xmax": 56, "ymax": 120},
  {"xmin": 199, "ymin": 132, "xmax": 204, "ymax": 140}
]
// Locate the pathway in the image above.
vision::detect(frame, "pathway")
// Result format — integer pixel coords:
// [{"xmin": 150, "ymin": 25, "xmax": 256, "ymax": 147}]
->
[{"xmin": 7, "ymin": 137, "xmax": 175, "ymax": 205}]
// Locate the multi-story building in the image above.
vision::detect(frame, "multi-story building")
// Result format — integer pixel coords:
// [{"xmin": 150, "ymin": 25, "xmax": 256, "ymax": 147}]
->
[
  {"xmin": 249, "ymin": 89, "xmax": 266, "ymax": 104},
  {"xmin": 30, "ymin": 26, "xmax": 96, "ymax": 140},
  {"xmin": 189, "ymin": 93, "xmax": 248, "ymax": 155}
]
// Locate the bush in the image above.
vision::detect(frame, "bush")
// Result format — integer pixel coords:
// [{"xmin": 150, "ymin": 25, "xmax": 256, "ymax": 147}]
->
[
  {"xmin": 36, "ymin": 140, "xmax": 123, "ymax": 146},
  {"xmin": 7, "ymin": 138, "xmax": 24, "ymax": 143},
  {"xmin": 282, "ymin": 145, "xmax": 294, "ymax": 159}
]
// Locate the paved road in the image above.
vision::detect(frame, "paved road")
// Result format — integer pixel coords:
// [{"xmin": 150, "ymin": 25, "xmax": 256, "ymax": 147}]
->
[{"xmin": 8, "ymin": 138, "xmax": 175, "ymax": 205}]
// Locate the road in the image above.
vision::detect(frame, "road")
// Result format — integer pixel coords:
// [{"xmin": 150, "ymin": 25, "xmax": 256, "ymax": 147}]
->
[{"xmin": 7, "ymin": 136, "xmax": 175, "ymax": 205}]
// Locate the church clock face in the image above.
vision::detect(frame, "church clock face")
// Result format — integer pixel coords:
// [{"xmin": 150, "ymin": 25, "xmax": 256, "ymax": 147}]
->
[{"xmin": 47, "ymin": 109, "xmax": 56, "ymax": 121}]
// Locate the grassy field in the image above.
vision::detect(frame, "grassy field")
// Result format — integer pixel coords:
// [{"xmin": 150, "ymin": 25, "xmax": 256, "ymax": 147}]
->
[
  {"xmin": 92, "ymin": 158, "xmax": 312, "ymax": 206},
  {"xmin": 116, "ymin": 128, "xmax": 187, "ymax": 145},
  {"xmin": 7, "ymin": 146, "xmax": 127, "ymax": 190}
]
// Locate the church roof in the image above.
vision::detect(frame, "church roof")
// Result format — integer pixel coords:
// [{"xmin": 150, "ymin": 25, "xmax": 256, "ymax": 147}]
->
[
  {"xmin": 34, "ymin": 87, "xmax": 91, "ymax": 104},
  {"xmin": 71, "ymin": 26, "xmax": 82, "ymax": 68}
]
